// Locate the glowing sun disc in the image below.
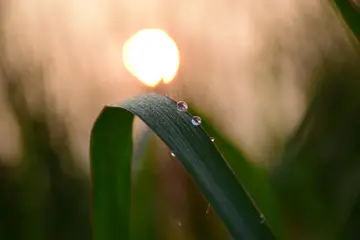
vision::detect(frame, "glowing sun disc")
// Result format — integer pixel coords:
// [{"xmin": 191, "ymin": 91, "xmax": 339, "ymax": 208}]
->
[{"xmin": 122, "ymin": 29, "xmax": 180, "ymax": 87}]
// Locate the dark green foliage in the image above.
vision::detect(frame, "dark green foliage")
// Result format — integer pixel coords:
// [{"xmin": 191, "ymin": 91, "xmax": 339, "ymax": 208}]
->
[
  {"xmin": 90, "ymin": 94, "xmax": 275, "ymax": 240},
  {"xmin": 272, "ymin": 50, "xmax": 360, "ymax": 239},
  {"xmin": 0, "ymin": 68, "xmax": 91, "ymax": 240}
]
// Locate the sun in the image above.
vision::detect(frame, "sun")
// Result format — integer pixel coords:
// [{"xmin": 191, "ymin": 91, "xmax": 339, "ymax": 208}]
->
[{"xmin": 122, "ymin": 29, "xmax": 180, "ymax": 87}]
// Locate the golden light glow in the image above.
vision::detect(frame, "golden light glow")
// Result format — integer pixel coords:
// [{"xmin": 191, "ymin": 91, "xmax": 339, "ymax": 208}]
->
[{"xmin": 122, "ymin": 29, "xmax": 180, "ymax": 87}]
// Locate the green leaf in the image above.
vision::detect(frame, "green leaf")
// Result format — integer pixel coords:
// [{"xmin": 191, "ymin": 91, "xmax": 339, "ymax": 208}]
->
[
  {"xmin": 90, "ymin": 106, "xmax": 133, "ymax": 240},
  {"xmin": 90, "ymin": 93, "xmax": 275, "ymax": 240},
  {"xmin": 333, "ymin": 0, "xmax": 360, "ymax": 42},
  {"xmin": 196, "ymin": 114, "xmax": 283, "ymax": 239},
  {"xmin": 131, "ymin": 131, "xmax": 159, "ymax": 240}
]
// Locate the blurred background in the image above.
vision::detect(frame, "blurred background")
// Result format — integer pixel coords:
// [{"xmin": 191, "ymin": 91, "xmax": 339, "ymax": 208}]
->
[{"xmin": 1, "ymin": 0, "xmax": 360, "ymax": 239}]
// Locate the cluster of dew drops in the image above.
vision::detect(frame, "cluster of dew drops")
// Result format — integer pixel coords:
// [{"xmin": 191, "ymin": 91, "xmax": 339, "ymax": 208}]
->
[
  {"xmin": 173, "ymin": 100, "xmax": 265, "ymax": 224},
  {"xmin": 170, "ymin": 100, "xmax": 215, "ymax": 158},
  {"xmin": 175, "ymin": 101, "xmax": 215, "ymax": 219}
]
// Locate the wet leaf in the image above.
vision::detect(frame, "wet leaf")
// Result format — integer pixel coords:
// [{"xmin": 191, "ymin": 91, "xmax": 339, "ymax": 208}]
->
[{"xmin": 90, "ymin": 93, "xmax": 275, "ymax": 240}]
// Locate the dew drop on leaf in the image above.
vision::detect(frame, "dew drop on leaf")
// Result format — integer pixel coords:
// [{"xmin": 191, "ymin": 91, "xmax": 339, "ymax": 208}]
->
[
  {"xmin": 205, "ymin": 204, "xmax": 211, "ymax": 215},
  {"xmin": 260, "ymin": 214, "xmax": 265, "ymax": 224},
  {"xmin": 176, "ymin": 101, "xmax": 188, "ymax": 112},
  {"xmin": 191, "ymin": 116, "xmax": 201, "ymax": 126}
]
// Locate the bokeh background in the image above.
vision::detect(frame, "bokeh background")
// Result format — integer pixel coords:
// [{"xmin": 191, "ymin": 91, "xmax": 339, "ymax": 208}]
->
[{"xmin": 1, "ymin": 0, "xmax": 360, "ymax": 239}]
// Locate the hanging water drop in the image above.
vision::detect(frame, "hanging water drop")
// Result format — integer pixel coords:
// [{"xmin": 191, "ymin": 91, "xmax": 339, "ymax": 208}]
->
[
  {"xmin": 191, "ymin": 116, "xmax": 201, "ymax": 126},
  {"xmin": 260, "ymin": 214, "xmax": 265, "ymax": 224},
  {"xmin": 205, "ymin": 204, "xmax": 211, "ymax": 215},
  {"xmin": 176, "ymin": 101, "xmax": 188, "ymax": 112},
  {"xmin": 210, "ymin": 137, "xmax": 215, "ymax": 142},
  {"xmin": 171, "ymin": 152, "xmax": 176, "ymax": 157}
]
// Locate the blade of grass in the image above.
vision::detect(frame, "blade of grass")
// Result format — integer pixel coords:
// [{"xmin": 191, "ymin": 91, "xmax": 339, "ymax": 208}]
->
[
  {"xmin": 90, "ymin": 107, "xmax": 133, "ymax": 240},
  {"xmin": 131, "ymin": 131, "xmax": 159, "ymax": 240},
  {"xmin": 194, "ymin": 112, "xmax": 283, "ymax": 239},
  {"xmin": 90, "ymin": 93, "xmax": 275, "ymax": 240}
]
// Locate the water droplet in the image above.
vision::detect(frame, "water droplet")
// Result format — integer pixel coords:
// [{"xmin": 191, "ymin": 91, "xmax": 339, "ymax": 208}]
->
[
  {"xmin": 260, "ymin": 214, "xmax": 265, "ymax": 224},
  {"xmin": 171, "ymin": 152, "xmax": 176, "ymax": 157},
  {"xmin": 176, "ymin": 101, "xmax": 188, "ymax": 112},
  {"xmin": 205, "ymin": 204, "xmax": 211, "ymax": 215},
  {"xmin": 191, "ymin": 116, "xmax": 201, "ymax": 126},
  {"xmin": 177, "ymin": 221, "xmax": 182, "ymax": 227},
  {"xmin": 210, "ymin": 137, "xmax": 215, "ymax": 142}
]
